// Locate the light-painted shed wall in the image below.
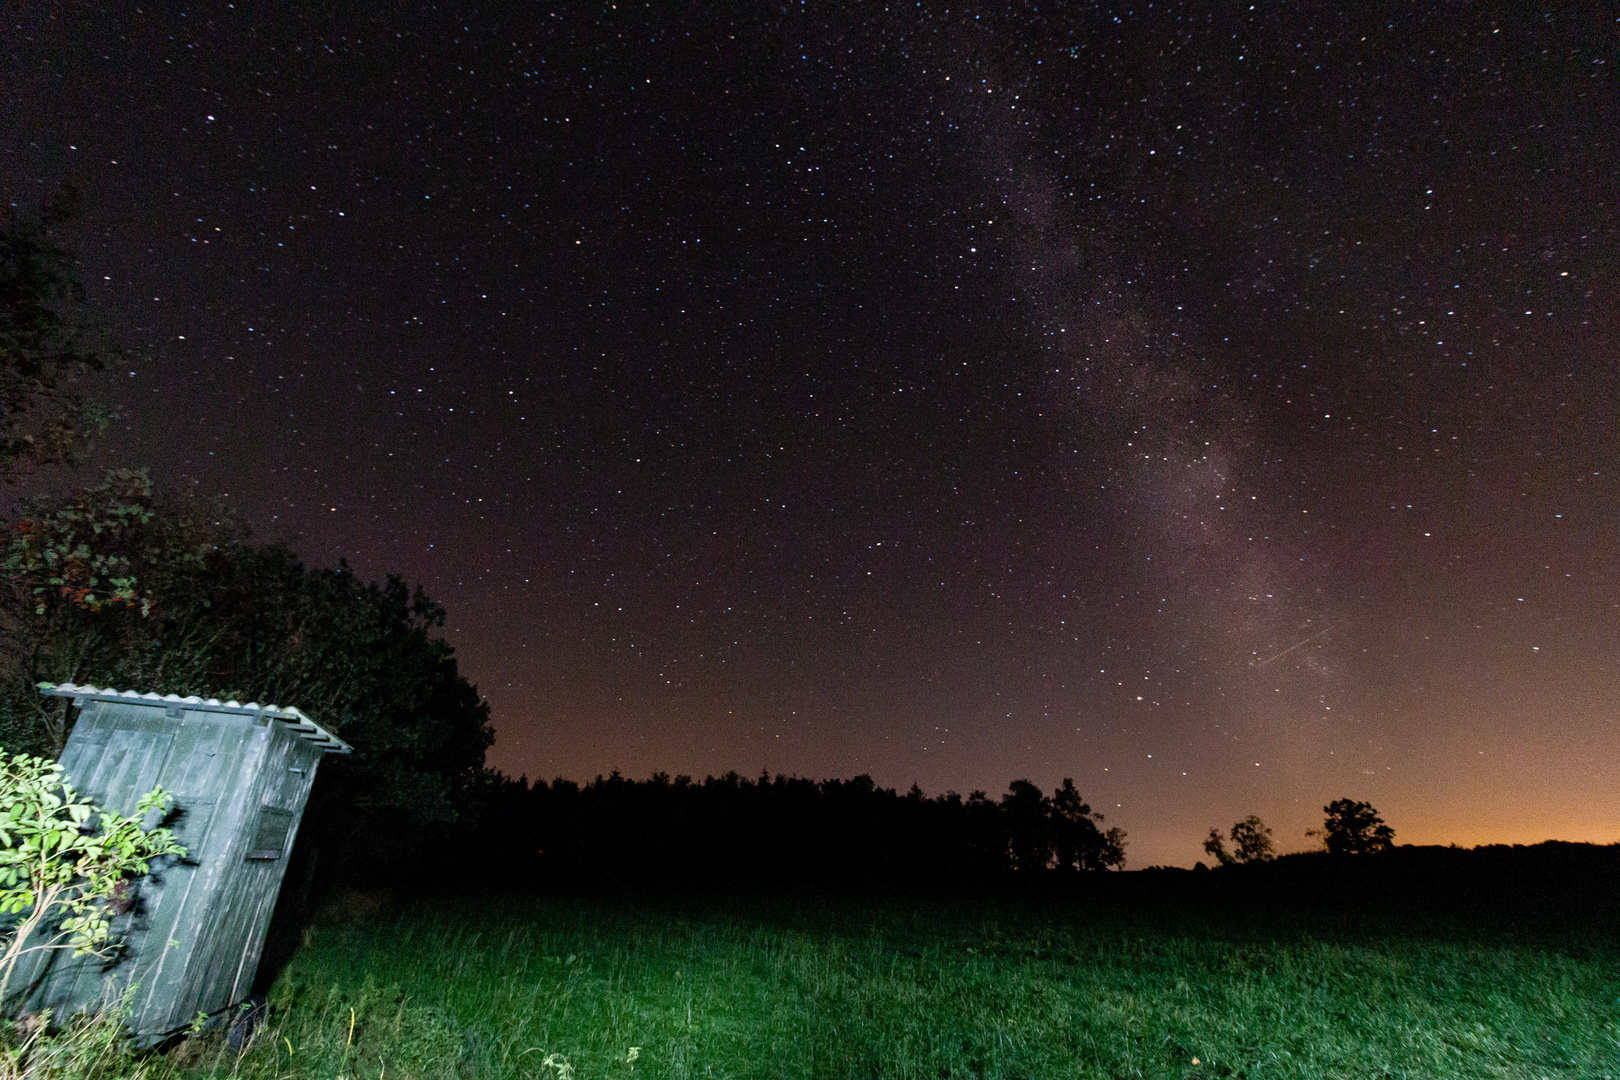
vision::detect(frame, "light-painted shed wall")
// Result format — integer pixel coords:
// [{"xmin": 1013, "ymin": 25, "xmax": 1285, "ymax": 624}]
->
[{"xmin": 19, "ymin": 686, "xmax": 348, "ymax": 1038}]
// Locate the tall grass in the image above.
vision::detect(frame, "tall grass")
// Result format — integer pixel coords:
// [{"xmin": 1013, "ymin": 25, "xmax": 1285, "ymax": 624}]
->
[
  {"xmin": 159, "ymin": 887, "xmax": 1617, "ymax": 1079},
  {"xmin": 1, "ymin": 989, "xmax": 156, "ymax": 1080}
]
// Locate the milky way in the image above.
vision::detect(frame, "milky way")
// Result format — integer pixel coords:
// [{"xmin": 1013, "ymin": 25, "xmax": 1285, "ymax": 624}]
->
[{"xmin": 4, "ymin": 2, "xmax": 1616, "ymax": 864}]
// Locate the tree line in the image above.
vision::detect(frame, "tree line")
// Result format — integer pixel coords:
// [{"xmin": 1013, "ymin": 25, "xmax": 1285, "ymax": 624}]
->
[{"xmin": 459, "ymin": 770, "xmax": 1126, "ymax": 886}]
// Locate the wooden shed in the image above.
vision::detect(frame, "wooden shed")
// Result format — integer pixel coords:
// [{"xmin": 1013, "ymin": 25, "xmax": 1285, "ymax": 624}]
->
[{"xmin": 20, "ymin": 683, "xmax": 350, "ymax": 1039}]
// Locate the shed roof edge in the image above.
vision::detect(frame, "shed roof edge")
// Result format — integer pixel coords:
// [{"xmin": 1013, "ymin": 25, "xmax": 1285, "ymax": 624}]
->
[{"xmin": 38, "ymin": 683, "xmax": 352, "ymax": 754}]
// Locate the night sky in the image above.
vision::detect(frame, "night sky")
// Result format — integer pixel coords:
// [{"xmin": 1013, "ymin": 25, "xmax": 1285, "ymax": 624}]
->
[{"xmin": 6, "ymin": 2, "xmax": 1617, "ymax": 867}]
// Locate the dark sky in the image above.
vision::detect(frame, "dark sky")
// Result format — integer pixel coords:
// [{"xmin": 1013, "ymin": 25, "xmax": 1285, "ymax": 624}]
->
[{"xmin": 6, "ymin": 1, "xmax": 1617, "ymax": 867}]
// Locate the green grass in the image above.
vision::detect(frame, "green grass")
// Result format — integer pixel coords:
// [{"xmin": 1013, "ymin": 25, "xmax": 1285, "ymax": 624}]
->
[{"xmin": 160, "ymin": 887, "xmax": 1618, "ymax": 1080}]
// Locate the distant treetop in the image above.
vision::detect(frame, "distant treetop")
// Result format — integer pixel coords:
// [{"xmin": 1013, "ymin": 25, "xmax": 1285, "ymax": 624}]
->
[{"xmin": 1319, "ymin": 798, "xmax": 1395, "ymax": 855}]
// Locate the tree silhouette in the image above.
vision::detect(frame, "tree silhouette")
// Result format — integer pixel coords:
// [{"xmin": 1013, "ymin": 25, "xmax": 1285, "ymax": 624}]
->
[
  {"xmin": 1229, "ymin": 815, "xmax": 1275, "ymax": 862},
  {"xmin": 1001, "ymin": 779, "xmax": 1052, "ymax": 871},
  {"xmin": 1050, "ymin": 778, "xmax": 1125, "ymax": 871},
  {"xmin": 0, "ymin": 191, "xmax": 114, "ymax": 482},
  {"xmin": 1203, "ymin": 815, "xmax": 1274, "ymax": 865},
  {"xmin": 1095, "ymin": 825, "xmax": 1128, "ymax": 871},
  {"xmin": 1320, "ymin": 798, "xmax": 1394, "ymax": 855}
]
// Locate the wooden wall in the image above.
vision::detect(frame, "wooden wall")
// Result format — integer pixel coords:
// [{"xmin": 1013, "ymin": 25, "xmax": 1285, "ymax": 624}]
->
[{"xmin": 21, "ymin": 698, "xmax": 328, "ymax": 1037}]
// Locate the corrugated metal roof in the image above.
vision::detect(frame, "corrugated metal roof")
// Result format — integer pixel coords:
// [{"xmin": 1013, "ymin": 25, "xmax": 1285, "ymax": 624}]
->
[{"xmin": 37, "ymin": 683, "xmax": 352, "ymax": 754}]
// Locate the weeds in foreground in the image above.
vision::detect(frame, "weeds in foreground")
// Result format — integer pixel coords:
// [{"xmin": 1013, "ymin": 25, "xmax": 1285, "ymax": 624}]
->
[
  {"xmin": 145, "ymin": 891, "xmax": 1619, "ymax": 1080},
  {"xmin": 0, "ymin": 989, "xmax": 150, "ymax": 1080}
]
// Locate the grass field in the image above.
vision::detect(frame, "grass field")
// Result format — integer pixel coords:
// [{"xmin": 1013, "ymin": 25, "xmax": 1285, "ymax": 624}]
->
[{"xmin": 152, "ymin": 879, "xmax": 1619, "ymax": 1080}]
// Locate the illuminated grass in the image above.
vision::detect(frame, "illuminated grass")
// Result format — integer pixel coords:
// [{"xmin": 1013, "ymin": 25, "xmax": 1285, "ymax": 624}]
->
[{"xmin": 166, "ymin": 889, "xmax": 1618, "ymax": 1080}]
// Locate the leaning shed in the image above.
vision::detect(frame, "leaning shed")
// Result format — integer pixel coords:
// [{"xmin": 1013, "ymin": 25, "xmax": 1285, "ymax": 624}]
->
[{"xmin": 21, "ymin": 683, "xmax": 350, "ymax": 1039}]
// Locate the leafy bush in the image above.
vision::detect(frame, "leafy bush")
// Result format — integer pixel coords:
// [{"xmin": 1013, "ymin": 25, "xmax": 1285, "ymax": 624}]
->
[{"xmin": 0, "ymin": 752, "xmax": 183, "ymax": 1006}]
